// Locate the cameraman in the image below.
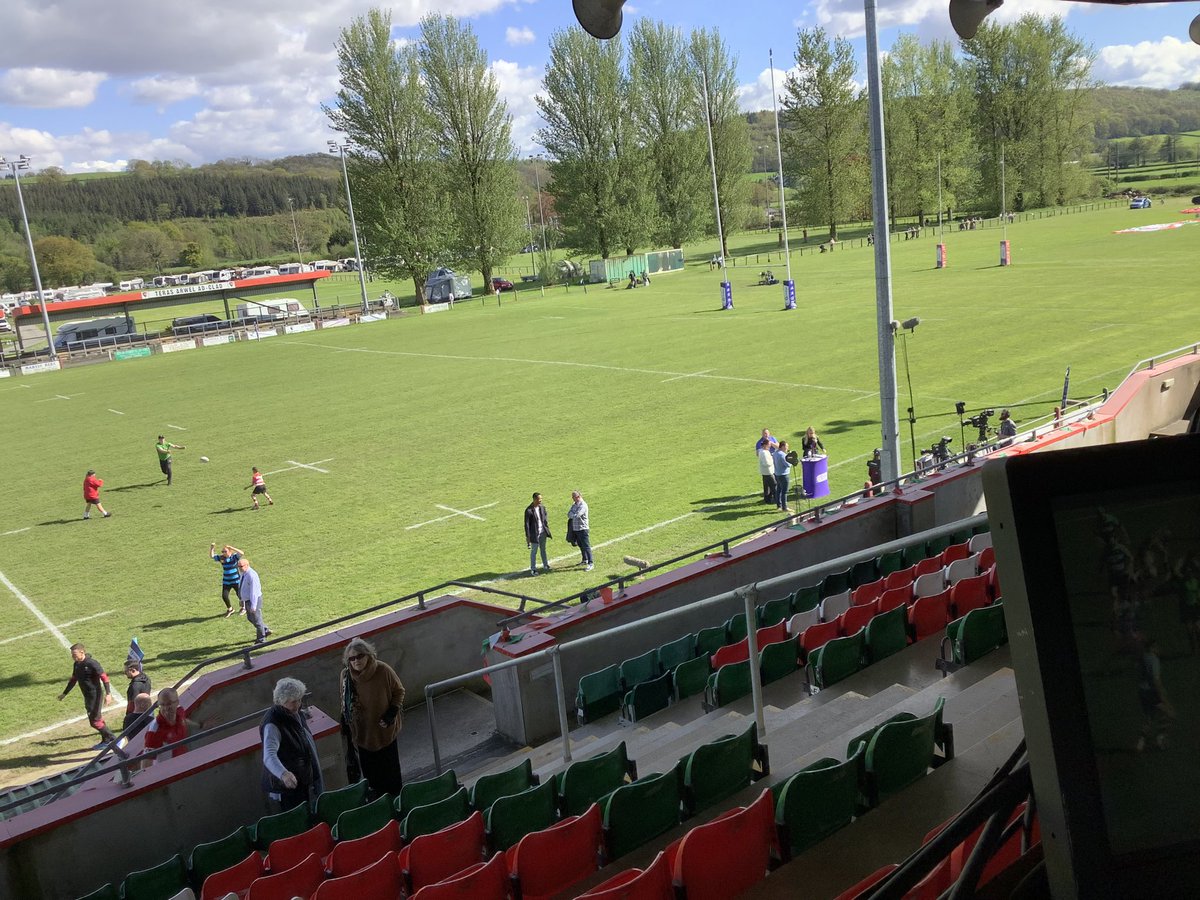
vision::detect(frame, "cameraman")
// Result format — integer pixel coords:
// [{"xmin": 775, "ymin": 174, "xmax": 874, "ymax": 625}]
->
[
  {"xmin": 997, "ymin": 409, "xmax": 1017, "ymax": 446},
  {"xmin": 866, "ymin": 449, "xmax": 882, "ymax": 493}
]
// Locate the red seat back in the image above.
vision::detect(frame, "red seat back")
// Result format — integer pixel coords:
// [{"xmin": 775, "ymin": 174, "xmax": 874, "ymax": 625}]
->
[
  {"xmin": 909, "ymin": 590, "xmax": 951, "ymax": 641},
  {"xmin": 398, "ymin": 810, "xmax": 486, "ymax": 895},
  {"xmin": 264, "ymin": 821, "xmax": 332, "ymax": 874},
  {"xmin": 248, "ymin": 852, "xmax": 326, "ymax": 900},
  {"xmin": 327, "ymin": 818, "xmax": 401, "ymax": 878},
  {"xmin": 314, "ymin": 851, "xmax": 402, "ymax": 900},
  {"xmin": 876, "ymin": 586, "xmax": 911, "ymax": 615},
  {"xmin": 799, "ymin": 621, "xmax": 840, "ymax": 661},
  {"xmin": 505, "ymin": 804, "xmax": 602, "ymax": 900},
  {"xmin": 576, "ymin": 851, "xmax": 673, "ymax": 899},
  {"xmin": 914, "ymin": 556, "xmax": 943, "ymax": 577},
  {"xmin": 833, "ymin": 864, "xmax": 898, "ymax": 900},
  {"xmin": 950, "ymin": 574, "xmax": 990, "ymax": 618},
  {"xmin": 838, "ymin": 601, "xmax": 877, "ymax": 637},
  {"xmin": 201, "ymin": 851, "xmax": 265, "ymax": 900},
  {"xmin": 852, "ymin": 577, "xmax": 885, "ymax": 606},
  {"xmin": 755, "ymin": 622, "xmax": 790, "ymax": 648},
  {"xmin": 711, "ymin": 639, "xmax": 749, "ymax": 670},
  {"xmin": 978, "ymin": 546, "xmax": 995, "ymax": 572},
  {"xmin": 940, "ymin": 542, "xmax": 970, "ymax": 567},
  {"xmin": 411, "ymin": 851, "xmax": 508, "ymax": 899},
  {"xmin": 671, "ymin": 789, "xmax": 775, "ymax": 900},
  {"xmin": 884, "ymin": 567, "xmax": 915, "ymax": 590}
]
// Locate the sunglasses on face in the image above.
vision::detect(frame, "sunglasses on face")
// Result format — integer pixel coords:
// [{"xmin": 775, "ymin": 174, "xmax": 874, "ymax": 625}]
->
[{"xmin": 348, "ymin": 653, "xmax": 366, "ymax": 662}]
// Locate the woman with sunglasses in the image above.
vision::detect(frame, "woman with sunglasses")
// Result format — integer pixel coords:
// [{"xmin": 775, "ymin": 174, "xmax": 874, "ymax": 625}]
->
[{"xmin": 339, "ymin": 637, "xmax": 406, "ymax": 796}]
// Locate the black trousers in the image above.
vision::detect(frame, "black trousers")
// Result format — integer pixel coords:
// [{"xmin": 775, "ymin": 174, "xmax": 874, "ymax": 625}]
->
[
  {"xmin": 355, "ymin": 739, "xmax": 404, "ymax": 797},
  {"xmin": 221, "ymin": 583, "xmax": 242, "ymax": 608}
]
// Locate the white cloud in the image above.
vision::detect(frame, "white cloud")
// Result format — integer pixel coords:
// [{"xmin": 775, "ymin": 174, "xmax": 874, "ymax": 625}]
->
[
  {"xmin": 491, "ymin": 58, "xmax": 545, "ymax": 153},
  {"xmin": 738, "ymin": 66, "xmax": 791, "ymax": 113},
  {"xmin": 505, "ymin": 26, "xmax": 535, "ymax": 46},
  {"xmin": 810, "ymin": 0, "xmax": 1064, "ymax": 41},
  {"xmin": 0, "ymin": 68, "xmax": 105, "ymax": 108},
  {"xmin": 1098, "ymin": 36, "xmax": 1200, "ymax": 89},
  {"xmin": 129, "ymin": 75, "xmax": 201, "ymax": 109}
]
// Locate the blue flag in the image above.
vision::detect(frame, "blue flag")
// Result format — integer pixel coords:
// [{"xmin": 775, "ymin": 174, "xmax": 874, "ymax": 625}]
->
[{"xmin": 128, "ymin": 637, "xmax": 144, "ymax": 662}]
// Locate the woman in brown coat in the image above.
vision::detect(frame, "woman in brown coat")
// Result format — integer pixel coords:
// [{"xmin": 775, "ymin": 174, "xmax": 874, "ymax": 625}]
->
[{"xmin": 339, "ymin": 637, "xmax": 406, "ymax": 796}]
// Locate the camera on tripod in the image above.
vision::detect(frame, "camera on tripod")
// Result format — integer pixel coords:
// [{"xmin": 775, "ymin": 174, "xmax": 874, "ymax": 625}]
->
[
  {"xmin": 917, "ymin": 436, "xmax": 954, "ymax": 472},
  {"xmin": 961, "ymin": 408, "xmax": 995, "ymax": 441}
]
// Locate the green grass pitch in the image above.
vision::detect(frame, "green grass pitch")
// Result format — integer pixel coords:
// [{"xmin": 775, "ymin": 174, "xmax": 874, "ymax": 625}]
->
[{"xmin": 0, "ymin": 200, "xmax": 1197, "ymax": 783}]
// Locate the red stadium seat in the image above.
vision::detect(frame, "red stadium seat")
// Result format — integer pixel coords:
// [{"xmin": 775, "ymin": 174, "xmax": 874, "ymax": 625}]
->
[
  {"xmin": 264, "ymin": 821, "xmax": 332, "ymax": 874},
  {"xmin": 940, "ymin": 542, "xmax": 970, "ymax": 567},
  {"xmin": 575, "ymin": 850, "xmax": 673, "ymax": 899},
  {"xmin": 326, "ymin": 818, "xmax": 401, "ymax": 877},
  {"xmin": 978, "ymin": 546, "xmax": 995, "ymax": 572},
  {"xmin": 884, "ymin": 567, "xmax": 915, "ymax": 590},
  {"xmin": 876, "ymin": 586, "xmax": 911, "ymax": 615},
  {"xmin": 247, "ymin": 852, "xmax": 325, "ymax": 900},
  {"xmin": 852, "ymin": 577, "xmax": 885, "ymax": 607},
  {"xmin": 950, "ymin": 574, "xmax": 990, "ymax": 618},
  {"xmin": 832, "ymin": 863, "xmax": 898, "ymax": 900},
  {"xmin": 505, "ymin": 804, "xmax": 602, "ymax": 900},
  {"xmin": 313, "ymin": 850, "xmax": 402, "ymax": 900},
  {"xmin": 798, "ymin": 621, "xmax": 840, "ymax": 663},
  {"xmin": 670, "ymin": 789, "xmax": 775, "ymax": 900},
  {"xmin": 914, "ymin": 556, "xmax": 943, "ymax": 577},
  {"xmin": 755, "ymin": 622, "xmax": 790, "ymax": 648},
  {"xmin": 838, "ymin": 601, "xmax": 877, "ymax": 637},
  {"xmin": 398, "ymin": 811, "xmax": 486, "ymax": 896},
  {"xmin": 411, "ymin": 851, "xmax": 509, "ymax": 900},
  {"xmin": 909, "ymin": 590, "xmax": 952, "ymax": 641},
  {"xmin": 201, "ymin": 851, "xmax": 264, "ymax": 900},
  {"xmin": 710, "ymin": 639, "xmax": 749, "ymax": 670}
]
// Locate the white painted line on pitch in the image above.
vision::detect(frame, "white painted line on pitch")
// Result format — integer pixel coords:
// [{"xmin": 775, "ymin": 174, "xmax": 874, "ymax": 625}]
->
[
  {"xmin": 280, "ymin": 341, "xmax": 873, "ymax": 396},
  {"xmin": 108, "ymin": 408, "xmax": 125, "ymax": 415},
  {"xmin": 287, "ymin": 458, "xmax": 332, "ymax": 473},
  {"xmin": 661, "ymin": 368, "xmax": 714, "ymax": 384},
  {"xmin": 0, "ymin": 569, "xmax": 71, "ymax": 650},
  {"xmin": 166, "ymin": 424, "xmax": 187, "ymax": 431},
  {"xmin": 0, "ymin": 713, "xmax": 96, "ymax": 747},
  {"xmin": 0, "ymin": 609, "xmax": 116, "ymax": 648},
  {"xmin": 2, "ymin": 527, "xmax": 31, "ymax": 537},
  {"xmin": 35, "ymin": 393, "xmax": 78, "ymax": 403},
  {"xmin": 407, "ymin": 501, "xmax": 500, "ymax": 530},
  {"xmin": 548, "ymin": 512, "xmax": 697, "ymax": 564}
]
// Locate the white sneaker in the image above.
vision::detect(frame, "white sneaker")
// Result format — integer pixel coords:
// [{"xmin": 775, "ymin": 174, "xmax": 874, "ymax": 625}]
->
[
  {"xmin": 83, "ymin": 514, "xmax": 90, "ymax": 520},
  {"xmin": 585, "ymin": 564, "xmax": 594, "ymax": 571}
]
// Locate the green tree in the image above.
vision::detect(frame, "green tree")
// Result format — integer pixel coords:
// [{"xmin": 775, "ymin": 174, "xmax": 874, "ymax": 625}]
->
[
  {"xmin": 781, "ymin": 27, "xmax": 868, "ymax": 240},
  {"xmin": 34, "ymin": 236, "xmax": 97, "ymax": 286},
  {"xmin": 327, "ymin": 7, "xmax": 450, "ymax": 302},
  {"xmin": 0, "ymin": 254, "xmax": 31, "ymax": 293},
  {"xmin": 118, "ymin": 224, "xmax": 177, "ymax": 273},
  {"xmin": 181, "ymin": 241, "xmax": 204, "ymax": 268}
]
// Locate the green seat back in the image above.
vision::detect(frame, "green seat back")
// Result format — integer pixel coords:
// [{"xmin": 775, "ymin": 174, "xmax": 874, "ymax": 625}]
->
[
  {"xmin": 618, "ymin": 649, "xmax": 659, "ymax": 691},
  {"xmin": 791, "ymin": 584, "xmax": 822, "ymax": 613},
  {"xmin": 623, "ymin": 670, "xmax": 673, "ymax": 722},
  {"xmin": 865, "ymin": 698, "xmax": 944, "ymax": 806},
  {"xmin": 189, "ymin": 824, "xmax": 252, "ymax": 885},
  {"xmin": 877, "ymin": 549, "xmax": 905, "ymax": 578},
  {"xmin": 673, "ymin": 655, "xmax": 711, "ymax": 700},
  {"xmin": 557, "ymin": 741, "xmax": 636, "ymax": 818},
  {"xmin": 396, "ymin": 768, "xmax": 459, "ymax": 817},
  {"xmin": 950, "ymin": 527, "xmax": 974, "ymax": 545},
  {"xmin": 485, "ymin": 779, "xmax": 558, "ymax": 852},
  {"xmin": 849, "ymin": 558, "xmax": 879, "ymax": 589},
  {"xmin": 252, "ymin": 800, "xmax": 311, "ymax": 849},
  {"xmin": 774, "ymin": 745, "xmax": 864, "ymax": 855},
  {"xmin": 332, "ymin": 792, "xmax": 395, "ymax": 841},
  {"xmin": 706, "ymin": 658, "xmax": 752, "ymax": 709},
  {"xmin": 401, "ymin": 785, "xmax": 471, "ymax": 842},
  {"xmin": 77, "ymin": 884, "xmax": 118, "ymax": 900},
  {"xmin": 315, "ymin": 778, "xmax": 369, "ymax": 827},
  {"xmin": 694, "ymin": 625, "xmax": 727, "ymax": 658},
  {"xmin": 120, "ymin": 854, "xmax": 187, "ymax": 900},
  {"xmin": 957, "ymin": 604, "xmax": 1007, "ymax": 665},
  {"xmin": 726, "ymin": 613, "xmax": 749, "ymax": 643},
  {"xmin": 926, "ymin": 534, "xmax": 953, "ymax": 557},
  {"xmin": 600, "ymin": 764, "xmax": 682, "ymax": 860},
  {"xmin": 576, "ymin": 665, "xmax": 621, "ymax": 723},
  {"xmin": 759, "ymin": 638, "xmax": 798, "ymax": 685},
  {"xmin": 757, "ymin": 596, "xmax": 792, "ymax": 628},
  {"xmin": 656, "ymin": 633, "xmax": 695, "ymax": 673},
  {"xmin": 902, "ymin": 542, "xmax": 929, "ymax": 568},
  {"xmin": 972, "ymin": 522, "xmax": 991, "ymax": 536},
  {"xmin": 471, "ymin": 758, "xmax": 535, "ymax": 814},
  {"xmin": 682, "ymin": 723, "xmax": 759, "ymax": 814},
  {"xmin": 820, "ymin": 568, "xmax": 851, "ymax": 598},
  {"xmin": 865, "ymin": 606, "xmax": 908, "ymax": 663},
  {"xmin": 811, "ymin": 630, "xmax": 865, "ymax": 689}
]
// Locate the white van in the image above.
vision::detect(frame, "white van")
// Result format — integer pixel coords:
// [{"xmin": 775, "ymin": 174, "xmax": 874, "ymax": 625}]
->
[
  {"xmin": 53, "ymin": 316, "xmax": 138, "ymax": 352},
  {"xmin": 235, "ymin": 299, "xmax": 307, "ymax": 321}
]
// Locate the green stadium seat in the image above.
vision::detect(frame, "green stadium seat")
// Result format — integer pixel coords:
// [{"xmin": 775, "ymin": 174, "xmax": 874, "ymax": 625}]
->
[
  {"xmin": 401, "ymin": 785, "xmax": 472, "ymax": 842},
  {"xmin": 759, "ymin": 638, "xmax": 799, "ymax": 685},
  {"xmin": 941, "ymin": 603, "xmax": 1007, "ymax": 669},
  {"xmin": 120, "ymin": 853, "xmax": 188, "ymax": 900},
  {"xmin": 808, "ymin": 628, "xmax": 865, "ymax": 691},
  {"xmin": 820, "ymin": 567, "xmax": 852, "ymax": 598},
  {"xmin": 791, "ymin": 583, "xmax": 822, "ymax": 613},
  {"xmin": 865, "ymin": 605, "xmax": 909, "ymax": 662},
  {"xmin": 694, "ymin": 624, "xmax": 728, "ymax": 658},
  {"xmin": 673, "ymin": 654, "xmax": 711, "ymax": 700},
  {"xmin": 618, "ymin": 648, "xmax": 660, "ymax": 692},
  {"xmin": 950, "ymin": 527, "xmax": 975, "ymax": 545},
  {"xmin": 251, "ymin": 800, "xmax": 311, "ymax": 849},
  {"xmin": 76, "ymin": 884, "xmax": 118, "ymax": 900},
  {"xmin": 396, "ymin": 768, "xmax": 459, "ymax": 818},
  {"xmin": 621, "ymin": 670, "xmax": 673, "ymax": 722},
  {"xmin": 849, "ymin": 558, "xmax": 879, "ymax": 588},
  {"xmin": 331, "ymin": 792, "xmax": 394, "ymax": 841},
  {"xmin": 656, "ymin": 633, "xmax": 695, "ymax": 673},
  {"xmin": 757, "ymin": 595, "xmax": 792, "ymax": 628},
  {"xmin": 902, "ymin": 542, "xmax": 929, "ymax": 568},
  {"xmin": 600, "ymin": 763, "xmax": 683, "ymax": 860},
  {"xmin": 470, "ymin": 758, "xmax": 537, "ymax": 814},
  {"xmin": 926, "ymin": 534, "xmax": 953, "ymax": 558},
  {"xmin": 726, "ymin": 612, "xmax": 749, "ymax": 643},
  {"xmin": 557, "ymin": 740, "xmax": 637, "ymax": 818},
  {"xmin": 877, "ymin": 549, "xmax": 905, "ymax": 578},
  {"xmin": 772, "ymin": 744, "xmax": 864, "ymax": 858},
  {"xmin": 576, "ymin": 665, "xmax": 622, "ymax": 724},
  {"xmin": 188, "ymin": 824, "xmax": 253, "ymax": 888},
  {"xmin": 315, "ymin": 778, "xmax": 369, "ymax": 827},
  {"xmin": 702, "ymin": 658, "xmax": 753, "ymax": 711},
  {"xmin": 681, "ymin": 722, "xmax": 768, "ymax": 816},
  {"xmin": 845, "ymin": 711, "xmax": 917, "ymax": 762},
  {"xmin": 972, "ymin": 521, "xmax": 991, "ymax": 536},
  {"xmin": 862, "ymin": 697, "xmax": 952, "ymax": 807},
  {"xmin": 485, "ymin": 779, "xmax": 558, "ymax": 852}
]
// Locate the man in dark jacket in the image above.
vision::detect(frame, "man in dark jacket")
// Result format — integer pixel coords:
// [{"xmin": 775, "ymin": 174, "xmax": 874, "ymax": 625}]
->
[
  {"xmin": 122, "ymin": 658, "xmax": 152, "ymax": 734},
  {"xmin": 58, "ymin": 643, "xmax": 117, "ymax": 748},
  {"xmin": 524, "ymin": 492, "xmax": 552, "ymax": 576}
]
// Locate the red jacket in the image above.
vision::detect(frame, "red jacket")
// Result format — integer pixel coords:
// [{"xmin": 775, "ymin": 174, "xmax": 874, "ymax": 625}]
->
[{"xmin": 83, "ymin": 474, "xmax": 103, "ymax": 502}]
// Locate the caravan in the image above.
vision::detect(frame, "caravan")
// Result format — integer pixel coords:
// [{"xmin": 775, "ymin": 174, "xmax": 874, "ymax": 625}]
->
[
  {"xmin": 235, "ymin": 298, "xmax": 308, "ymax": 321},
  {"xmin": 424, "ymin": 267, "xmax": 472, "ymax": 303},
  {"xmin": 53, "ymin": 316, "xmax": 138, "ymax": 352}
]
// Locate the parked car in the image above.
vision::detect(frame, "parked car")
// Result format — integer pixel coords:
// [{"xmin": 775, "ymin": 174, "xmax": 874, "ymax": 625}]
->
[
  {"xmin": 170, "ymin": 314, "xmax": 223, "ymax": 335},
  {"xmin": 1130, "ymin": 197, "xmax": 1151, "ymax": 209},
  {"xmin": 491, "ymin": 277, "xmax": 515, "ymax": 292},
  {"xmin": 520, "ymin": 244, "xmax": 539, "ymax": 254}
]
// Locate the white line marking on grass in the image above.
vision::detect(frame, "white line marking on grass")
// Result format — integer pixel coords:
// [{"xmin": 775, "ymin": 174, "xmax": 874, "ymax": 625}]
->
[
  {"xmin": 2, "ymin": 527, "xmax": 31, "ymax": 537},
  {"xmin": 280, "ymin": 341, "xmax": 872, "ymax": 397},
  {"xmin": 407, "ymin": 502, "xmax": 500, "ymax": 530},
  {"xmin": 287, "ymin": 458, "xmax": 332, "ymax": 473},
  {"xmin": 35, "ymin": 393, "xmax": 79, "ymax": 403},
  {"xmin": 108, "ymin": 408, "xmax": 124, "ymax": 415},
  {"xmin": 0, "ymin": 569, "xmax": 71, "ymax": 650},
  {"xmin": 0, "ymin": 714, "xmax": 96, "ymax": 747},
  {"xmin": 166, "ymin": 424, "xmax": 187, "ymax": 431},
  {"xmin": 660, "ymin": 368, "xmax": 714, "ymax": 384},
  {"xmin": 0, "ymin": 609, "xmax": 116, "ymax": 648}
]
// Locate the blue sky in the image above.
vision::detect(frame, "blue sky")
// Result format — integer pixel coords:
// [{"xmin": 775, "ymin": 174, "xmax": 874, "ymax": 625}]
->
[{"xmin": 1, "ymin": 0, "xmax": 1198, "ymax": 173}]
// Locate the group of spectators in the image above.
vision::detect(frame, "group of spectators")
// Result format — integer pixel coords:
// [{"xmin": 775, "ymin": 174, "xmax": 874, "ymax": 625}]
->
[
  {"xmin": 524, "ymin": 491, "xmax": 594, "ymax": 574},
  {"xmin": 209, "ymin": 542, "xmax": 270, "ymax": 643},
  {"xmin": 755, "ymin": 427, "xmax": 825, "ymax": 513}
]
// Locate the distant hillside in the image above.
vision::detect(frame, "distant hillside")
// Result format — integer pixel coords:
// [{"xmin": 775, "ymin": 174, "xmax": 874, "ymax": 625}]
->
[{"xmin": 1092, "ymin": 84, "xmax": 1200, "ymax": 140}]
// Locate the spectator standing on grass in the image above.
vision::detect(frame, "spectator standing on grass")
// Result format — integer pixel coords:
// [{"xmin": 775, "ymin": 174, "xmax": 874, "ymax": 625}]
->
[
  {"xmin": 82, "ymin": 469, "xmax": 111, "ymax": 519},
  {"xmin": 57, "ymin": 643, "xmax": 118, "ymax": 749},
  {"xmin": 211, "ymin": 542, "xmax": 244, "ymax": 617},
  {"xmin": 143, "ymin": 688, "xmax": 199, "ymax": 765},
  {"xmin": 244, "ymin": 466, "xmax": 274, "ymax": 510},
  {"xmin": 122, "ymin": 658, "xmax": 151, "ymax": 733},
  {"xmin": 773, "ymin": 441, "xmax": 793, "ymax": 512},
  {"xmin": 339, "ymin": 637, "xmax": 406, "ymax": 797},
  {"xmin": 757, "ymin": 438, "xmax": 777, "ymax": 504},
  {"xmin": 524, "ymin": 492, "xmax": 552, "ymax": 576},
  {"xmin": 261, "ymin": 677, "xmax": 323, "ymax": 813},
  {"xmin": 155, "ymin": 435, "xmax": 185, "ymax": 486},
  {"xmin": 239, "ymin": 557, "xmax": 272, "ymax": 644},
  {"xmin": 568, "ymin": 491, "xmax": 594, "ymax": 571}
]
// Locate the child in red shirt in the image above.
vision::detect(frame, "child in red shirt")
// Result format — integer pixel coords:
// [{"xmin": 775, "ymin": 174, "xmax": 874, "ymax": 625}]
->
[
  {"xmin": 83, "ymin": 470, "xmax": 111, "ymax": 520},
  {"xmin": 245, "ymin": 466, "xmax": 274, "ymax": 510}
]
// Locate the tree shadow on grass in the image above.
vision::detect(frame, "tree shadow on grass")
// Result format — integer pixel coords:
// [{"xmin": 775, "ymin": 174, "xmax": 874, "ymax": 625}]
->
[
  {"xmin": 141, "ymin": 616, "xmax": 214, "ymax": 630},
  {"xmin": 4, "ymin": 748, "xmax": 97, "ymax": 770},
  {"xmin": 107, "ymin": 481, "xmax": 162, "ymax": 493},
  {"xmin": 0, "ymin": 672, "xmax": 59, "ymax": 691},
  {"xmin": 154, "ymin": 642, "xmax": 243, "ymax": 663},
  {"xmin": 803, "ymin": 419, "xmax": 877, "ymax": 435},
  {"xmin": 704, "ymin": 508, "xmax": 778, "ymax": 523},
  {"xmin": 454, "ymin": 572, "xmax": 515, "ymax": 584},
  {"xmin": 209, "ymin": 507, "xmax": 251, "ymax": 515},
  {"xmin": 692, "ymin": 495, "xmax": 746, "ymax": 505}
]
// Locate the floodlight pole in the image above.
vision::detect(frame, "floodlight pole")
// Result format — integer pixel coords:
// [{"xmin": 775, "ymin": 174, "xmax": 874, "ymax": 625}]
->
[
  {"xmin": 2, "ymin": 155, "xmax": 56, "ymax": 361},
  {"xmin": 937, "ymin": 153, "xmax": 944, "ymax": 238},
  {"xmin": 287, "ymin": 197, "xmax": 304, "ymax": 266},
  {"xmin": 1000, "ymin": 145, "xmax": 1008, "ymax": 241},
  {"xmin": 329, "ymin": 141, "xmax": 370, "ymax": 314},
  {"xmin": 699, "ymin": 67, "xmax": 731, "ymax": 294},
  {"xmin": 532, "ymin": 155, "xmax": 549, "ymax": 278},
  {"xmin": 524, "ymin": 197, "xmax": 535, "ymax": 273},
  {"xmin": 864, "ymin": 0, "xmax": 902, "ymax": 485},
  {"xmin": 769, "ymin": 49, "xmax": 793, "ymax": 297}
]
